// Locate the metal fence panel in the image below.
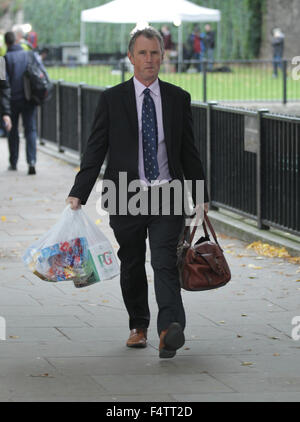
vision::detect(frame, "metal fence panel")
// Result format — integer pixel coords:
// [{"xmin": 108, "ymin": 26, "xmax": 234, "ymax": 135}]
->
[
  {"xmin": 191, "ymin": 104, "xmax": 207, "ymax": 174},
  {"xmin": 81, "ymin": 86, "xmax": 105, "ymax": 154},
  {"xmin": 60, "ymin": 83, "xmax": 79, "ymax": 151},
  {"xmin": 211, "ymin": 108, "xmax": 257, "ymax": 217},
  {"xmin": 41, "ymin": 86, "xmax": 57, "ymax": 143},
  {"xmin": 262, "ymin": 115, "xmax": 300, "ymax": 234}
]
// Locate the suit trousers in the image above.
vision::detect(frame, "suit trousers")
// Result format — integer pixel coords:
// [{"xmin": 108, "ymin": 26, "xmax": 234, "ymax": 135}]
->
[{"xmin": 109, "ymin": 187, "xmax": 186, "ymax": 336}]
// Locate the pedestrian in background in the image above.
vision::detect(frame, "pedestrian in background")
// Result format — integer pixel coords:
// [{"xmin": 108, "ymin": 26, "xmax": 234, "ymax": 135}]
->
[
  {"xmin": 188, "ymin": 25, "xmax": 203, "ymax": 72},
  {"xmin": 203, "ymin": 24, "xmax": 215, "ymax": 71},
  {"xmin": 271, "ymin": 28, "xmax": 284, "ymax": 78},
  {"xmin": 13, "ymin": 26, "xmax": 33, "ymax": 51},
  {"xmin": 160, "ymin": 25, "xmax": 174, "ymax": 73},
  {"xmin": 4, "ymin": 31, "xmax": 37, "ymax": 174}
]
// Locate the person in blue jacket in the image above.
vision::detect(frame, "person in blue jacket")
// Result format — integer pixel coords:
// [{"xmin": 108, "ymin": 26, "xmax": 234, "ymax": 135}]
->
[{"xmin": 4, "ymin": 31, "xmax": 37, "ymax": 175}]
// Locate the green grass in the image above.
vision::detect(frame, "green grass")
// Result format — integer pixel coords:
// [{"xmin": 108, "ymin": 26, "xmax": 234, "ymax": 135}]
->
[{"xmin": 46, "ymin": 63, "xmax": 300, "ymax": 102}]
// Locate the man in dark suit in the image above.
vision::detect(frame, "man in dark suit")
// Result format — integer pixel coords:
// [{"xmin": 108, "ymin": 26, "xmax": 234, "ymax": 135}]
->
[{"xmin": 67, "ymin": 27, "xmax": 209, "ymax": 359}]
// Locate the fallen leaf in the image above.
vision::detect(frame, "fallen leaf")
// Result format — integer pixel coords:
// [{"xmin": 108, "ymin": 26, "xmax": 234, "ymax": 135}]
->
[
  {"xmin": 9, "ymin": 336, "xmax": 19, "ymax": 339},
  {"xmin": 237, "ymin": 335, "xmax": 243, "ymax": 338},
  {"xmin": 241, "ymin": 314, "xmax": 248, "ymax": 317},
  {"xmin": 288, "ymin": 257, "xmax": 300, "ymax": 264},
  {"xmin": 246, "ymin": 241, "xmax": 292, "ymax": 260},
  {"xmin": 1, "ymin": 216, "xmax": 7, "ymax": 222},
  {"xmin": 248, "ymin": 264, "xmax": 263, "ymax": 269},
  {"xmin": 270, "ymin": 336, "xmax": 280, "ymax": 340},
  {"xmin": 95, "ymin": 219, "xmax": 102, "ymax": 225},
  {"xmin": 273, "ymin": 353, "xmax": 280, "ymax": 357},
  {"xmin": 241, "ymin": 362, "xmax": 253, "ymax": 366}
]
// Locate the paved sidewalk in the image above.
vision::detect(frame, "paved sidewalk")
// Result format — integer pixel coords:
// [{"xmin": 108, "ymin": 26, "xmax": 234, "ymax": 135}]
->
[{"xmin": 0, "ymin": 138, "xmax": 300, "ymax": 402}]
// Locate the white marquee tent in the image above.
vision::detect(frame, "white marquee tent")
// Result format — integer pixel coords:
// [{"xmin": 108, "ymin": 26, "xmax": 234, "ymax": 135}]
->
[{"xmin": 80, "ymin": 0, "xmax": 221, "ymax": 66}]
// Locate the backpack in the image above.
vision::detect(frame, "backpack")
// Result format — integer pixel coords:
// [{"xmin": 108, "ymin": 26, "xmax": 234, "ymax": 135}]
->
[{"xmin": 23, "ymin": 51, "xmax": 53, "ymax": 105}]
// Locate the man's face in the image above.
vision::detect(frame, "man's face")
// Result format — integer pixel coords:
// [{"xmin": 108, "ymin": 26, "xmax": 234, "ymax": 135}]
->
[{"xmin": 128, "ymin": 35, "xmax": 163, "ymax": 86}]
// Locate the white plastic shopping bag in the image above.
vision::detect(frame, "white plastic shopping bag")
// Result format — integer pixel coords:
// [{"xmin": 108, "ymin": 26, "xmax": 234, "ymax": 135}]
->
[{"xmin": 23, "ymin": 206, "xmax": 119, "ymax": 288}]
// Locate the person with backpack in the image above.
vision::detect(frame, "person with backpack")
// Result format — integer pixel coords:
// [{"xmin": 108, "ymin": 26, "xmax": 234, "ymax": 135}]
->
[{"xmin": 4, "ymin": 31, "xmax": 38, "ymax": 175}]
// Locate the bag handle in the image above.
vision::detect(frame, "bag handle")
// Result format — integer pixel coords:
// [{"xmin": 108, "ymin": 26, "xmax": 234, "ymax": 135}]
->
[{"xmin": 187, "ymin": 208, "xmax": 221, "ymax": 248}]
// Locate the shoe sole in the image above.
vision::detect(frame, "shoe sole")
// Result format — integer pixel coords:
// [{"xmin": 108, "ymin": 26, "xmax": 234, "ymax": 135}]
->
[
  {"xmin": 126, "ymin": 343, "xmax": 147, "ymax": 349},
  {"xmin": 126, "ymin": 343, "xmax": 147, "ymax": 348},
  {"xmin": 159, "ymin": 323, "xmax": 185, "ymax": 359},
  {"xmin": 164, "ymin": 323, "xmax": 185, "ymax": 350},
  {"xmin": 159, "ymin": 348, "xmax": 177, "ymax": 359}
]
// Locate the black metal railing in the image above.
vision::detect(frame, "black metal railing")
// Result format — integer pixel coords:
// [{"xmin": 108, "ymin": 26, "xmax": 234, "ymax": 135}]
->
[{"xmin": 39, "ymin": 81, "xmax": 300, "ymax": 236}]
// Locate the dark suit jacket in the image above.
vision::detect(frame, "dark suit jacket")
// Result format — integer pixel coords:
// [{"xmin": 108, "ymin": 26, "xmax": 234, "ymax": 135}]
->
[{"xmin": 69, "ymin": 77, "xmax": 209, "ymax": 207}]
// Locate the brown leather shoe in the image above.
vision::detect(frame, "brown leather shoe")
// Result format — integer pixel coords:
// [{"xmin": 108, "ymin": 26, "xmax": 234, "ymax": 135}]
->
[
  {"xmin": 159, "ymin": 322, "xmax": 185, "ymax": 358},
  {"xmin": 126, "ymin": 328, "xmax": 148, "ymax": 348}
]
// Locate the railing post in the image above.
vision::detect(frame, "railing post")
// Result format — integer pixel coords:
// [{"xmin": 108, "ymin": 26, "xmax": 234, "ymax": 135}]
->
[
  {"xmin": 203, "ymin": 59, "xmax": 207, "ymax": 103},
  {"xmin": 120, "ymin": 59, "xmax": 126, "ymax": 84},
  {"xmin": 207, "ymin": 101, "xmax": 218, "ymax": 210},
  {"xmin": 283, "ymin": 59, "xmax": 288, "ymax": 105},
  {"xmin": 257, "ymin": 108, "xmax": 270, "ymax": 230},
  {"xmin": 56, "ymin": 79, "xmax": 64, "ymax": 153},
  {"xmin": 77, "ymin": 82, "xmax": 84, "ymax": 157}
]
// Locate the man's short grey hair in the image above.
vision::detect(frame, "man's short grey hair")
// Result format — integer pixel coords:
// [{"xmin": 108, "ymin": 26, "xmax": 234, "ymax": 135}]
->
[{"xmin": 128, "ymin": 26, "xmax": 165, "ymax": 56}]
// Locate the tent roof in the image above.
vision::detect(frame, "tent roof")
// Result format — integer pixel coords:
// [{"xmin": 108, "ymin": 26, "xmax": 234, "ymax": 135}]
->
[{"xmin": 81, "ymin": 0, "xmax": 221, "ymax": 24}]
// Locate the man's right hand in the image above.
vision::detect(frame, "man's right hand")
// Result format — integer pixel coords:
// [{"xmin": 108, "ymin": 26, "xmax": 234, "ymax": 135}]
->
[
  {"xmin": 66, "ymin": 197, "xmax": 81, "ymax": 210},
  {"xmin": 3, "ymin": 115, "xmax": 12, "ymax": 132}
]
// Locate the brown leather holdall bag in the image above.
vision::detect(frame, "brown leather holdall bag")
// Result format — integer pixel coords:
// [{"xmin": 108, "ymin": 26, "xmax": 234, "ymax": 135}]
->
[{"xmin": 177, "ymin": 210, "xmax": 231, "ymax": 291}]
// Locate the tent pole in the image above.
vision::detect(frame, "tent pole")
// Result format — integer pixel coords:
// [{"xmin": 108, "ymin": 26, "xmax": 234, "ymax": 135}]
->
[
  {"xmin": 120, "ymin": 23, "xmax": 126, "ymax": 55},
  {"xmin": 217, "ymin": 20, "xmax": 221, "ymax": 60},
  {"xmin": 178, "ymin": 22, "xmax": 183, "ymax": 73},
  {"xmin": 80, "ymin": 20, "xmax": 85, "ymax": 52}
]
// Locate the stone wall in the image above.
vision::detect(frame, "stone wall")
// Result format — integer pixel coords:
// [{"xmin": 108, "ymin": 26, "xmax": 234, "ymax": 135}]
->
[{"xmin": 260, "ymin": 0, "xmax": 300, "ymax": 59}]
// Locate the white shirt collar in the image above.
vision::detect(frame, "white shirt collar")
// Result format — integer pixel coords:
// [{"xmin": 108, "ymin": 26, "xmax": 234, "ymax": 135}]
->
[{"xmin": 133, "ymin": 77, "xmax": 160, "ymax": 97}]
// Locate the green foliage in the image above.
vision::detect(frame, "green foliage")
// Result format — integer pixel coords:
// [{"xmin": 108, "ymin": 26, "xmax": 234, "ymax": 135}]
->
[
  {"xmin": 246, "ymin": 0, "xmax": 265, "ymax": 58},
  {"xmin": 23, "ymin": 0, "xmax": 266, "ymax": 58}
]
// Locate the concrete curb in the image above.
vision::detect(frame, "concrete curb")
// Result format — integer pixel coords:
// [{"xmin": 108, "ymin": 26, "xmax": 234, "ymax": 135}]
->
[{"xmin": 209, "ymin": 209, "xmax": 300, "ymax": 257}]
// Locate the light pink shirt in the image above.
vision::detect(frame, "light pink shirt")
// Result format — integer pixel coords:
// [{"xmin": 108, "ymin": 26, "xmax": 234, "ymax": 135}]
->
[{"xmin": 133, "ymin": 77, "xmax": 172, "ymax": 186}]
